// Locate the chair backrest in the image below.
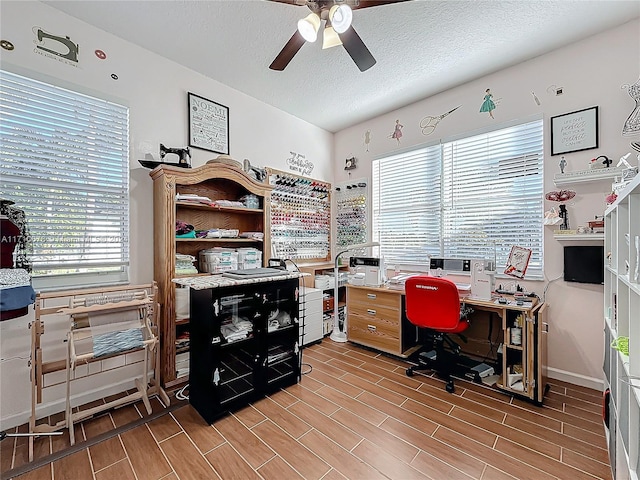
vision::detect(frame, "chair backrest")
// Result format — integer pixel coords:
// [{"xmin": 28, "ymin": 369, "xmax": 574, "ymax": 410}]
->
[{"xmin": 405, "ymin": 275, "xmax": 461, "ymax": 332}]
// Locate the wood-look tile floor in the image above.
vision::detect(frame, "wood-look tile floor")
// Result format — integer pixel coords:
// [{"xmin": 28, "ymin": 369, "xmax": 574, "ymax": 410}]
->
[{"xmin": 1, "ymin": 339, "xmax": 611, "ymax": 480}]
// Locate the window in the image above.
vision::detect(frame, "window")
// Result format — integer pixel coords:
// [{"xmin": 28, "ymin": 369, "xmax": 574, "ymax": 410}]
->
[
  {"xmin": 372, "ymin": 119, "xmax": 544, "ymax": 278},
  {"xmin": 0, "ymin": 70, "xmax": 130, "ymax": 288}
]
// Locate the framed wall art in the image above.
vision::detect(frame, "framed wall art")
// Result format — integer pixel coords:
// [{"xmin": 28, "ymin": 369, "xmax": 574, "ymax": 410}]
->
[
  {"xmin": 188, "ymin": 92, "xmax": 229, "ymax": 155},
  {"xmin": 504, "ymin": 245, "xmax": 532, "ymax": 279},
  {"xmin": 550, "ymin": 106, "xmax": 598, "ymax": 156}
]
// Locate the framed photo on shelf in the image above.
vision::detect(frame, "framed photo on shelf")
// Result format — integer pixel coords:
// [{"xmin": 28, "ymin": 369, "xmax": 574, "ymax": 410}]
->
[
  {"xmin": 188, "ymin": 92, "xmax": 229, "ymax": 155},
  {"xmin": 550, "ymin": 106, "xmax": 598, "ymax": 156}
]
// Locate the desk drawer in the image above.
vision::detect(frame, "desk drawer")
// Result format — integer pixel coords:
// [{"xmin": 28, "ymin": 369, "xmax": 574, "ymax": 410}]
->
[
  {"xmin": 348, "ymin": 312, "xmax": 400, "ymax": 353},
  {"xmin": 347, "ymin": 302, "xmax": 400, "ymax": 354},
  {"xmin": 348, "ymin": 287, "xmax": 400, "ymax": 310}
]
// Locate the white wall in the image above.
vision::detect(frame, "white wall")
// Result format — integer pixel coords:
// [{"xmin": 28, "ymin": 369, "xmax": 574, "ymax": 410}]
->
[
  {"xmin": 334, "ymin": 19, "xmax": 640, "ymax": 389},
  {"xmin": 0, "ymin": 1, "xmax": 333, "ymax": 429}
]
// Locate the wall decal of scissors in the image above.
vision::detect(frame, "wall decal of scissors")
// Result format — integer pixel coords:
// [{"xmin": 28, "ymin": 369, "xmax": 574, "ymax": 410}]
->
[{"xmin": 420, "ymin": 105, "xmax": 461, "ymax": 135}]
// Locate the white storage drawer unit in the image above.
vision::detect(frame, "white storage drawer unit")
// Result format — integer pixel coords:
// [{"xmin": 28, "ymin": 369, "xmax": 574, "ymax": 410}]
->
[{"xmin": 299, "ymin": 287, "xmax": 323, "ymax": 346}]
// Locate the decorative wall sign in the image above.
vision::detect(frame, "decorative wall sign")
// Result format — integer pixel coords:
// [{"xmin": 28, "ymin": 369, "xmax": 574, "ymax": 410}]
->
[
  {"xmin": 188, "ymin": 92, "xmax": 229, "ymax": 155},
  {"xmin": 344, "ymin": 157, "xmax": 357, "ymax": 170},
  {"xmin": 531, "ymin": 92, "xmax": 541, "ymax": 106},
  {"xmin": 286, "ymin": 151, "xmax": 314, "ymax": 175},
  {"xmin": 550, "ymin": 106, "xmax": 599, "ymax": 156},
  {"xmin": 389, "ymin": 120, "xmax": 403, "ymax": 145},
  {"xmin": 479, "ymin": 88, "xmax": 496, "ymax": 118},
  {"xmin": 622, "ymin": 78, "xmax": 640, "ymax": 136},
  {"xmin": 420, "ymin": 105, "xmax": 460, "ymax": 135},
  {"xmin": 33, "ymin": 27, "xmax": 79, "ymax": 66},
  {"xmin": 504, "ymin": 245, "xmax": 532, "ymax": 279}
]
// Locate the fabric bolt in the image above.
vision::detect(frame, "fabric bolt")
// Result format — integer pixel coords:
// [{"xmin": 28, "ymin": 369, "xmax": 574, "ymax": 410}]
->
[{"xmin": 0, "ymin": 284, "xmax": 36, "ymax": 310}]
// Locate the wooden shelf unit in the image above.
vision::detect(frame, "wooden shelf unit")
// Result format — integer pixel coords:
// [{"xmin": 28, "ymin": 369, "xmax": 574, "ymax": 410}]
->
[{"xmin": 150, "ymin": 163, "xmax": 273, "ymax": 387}]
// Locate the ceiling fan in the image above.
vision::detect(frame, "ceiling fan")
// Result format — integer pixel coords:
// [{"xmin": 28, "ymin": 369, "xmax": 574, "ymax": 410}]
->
[{"xmin": 268, "ymin": 0, "xmax": 409, "ymax": 72}]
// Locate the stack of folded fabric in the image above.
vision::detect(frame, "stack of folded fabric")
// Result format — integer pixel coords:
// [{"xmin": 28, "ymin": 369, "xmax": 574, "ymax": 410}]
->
[
  {"xmin": 196, "ymin": 229, "xmax": 239, "ymax": 238},
  {"xmin": 175, "ymin": 193, "xmax": 213, "ymax": 205},
  {"xmin": 220, "ymin": 316, "xmax": 253, "ymax": 342},
  {"xmin": 0, "ymin": 268, "xmax": 36, "ymax": 318},
  {"xmin": 175, "ymin": 254, "xmax": 198, "ymax": 275},
  {"xmin": 239, "ymin": 232, "xmax": 264, "ymax": 240},
  {"xmin": 176, "ymin": 220, "xmax": 195, "ymax": 238}
]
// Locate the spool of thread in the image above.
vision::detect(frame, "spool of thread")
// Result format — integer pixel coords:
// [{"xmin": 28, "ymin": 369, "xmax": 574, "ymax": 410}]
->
[{"xmin": 511, "ymin": 326, "xmax": 522, "ymax": 346}]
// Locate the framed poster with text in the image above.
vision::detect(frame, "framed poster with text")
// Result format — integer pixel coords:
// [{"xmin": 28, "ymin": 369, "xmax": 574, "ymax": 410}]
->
[
  {"xmin": 550, "ymin": 106, "xmax": 598, "ymax": 156},
  {"xmin": 188, "ymin": 92, "xmax": 229, "ymax": 155}
]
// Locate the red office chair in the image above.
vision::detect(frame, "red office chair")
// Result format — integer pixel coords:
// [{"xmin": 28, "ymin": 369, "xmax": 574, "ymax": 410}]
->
[{"xmin": 404, "ymin": 275, "xmax": 470, "ymax": 393}]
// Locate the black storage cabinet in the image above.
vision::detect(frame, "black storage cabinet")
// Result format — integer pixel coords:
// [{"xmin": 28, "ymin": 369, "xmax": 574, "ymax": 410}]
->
[{"xmin": 189, "ymin": 277, "xmax": 301, "ymax": 424}]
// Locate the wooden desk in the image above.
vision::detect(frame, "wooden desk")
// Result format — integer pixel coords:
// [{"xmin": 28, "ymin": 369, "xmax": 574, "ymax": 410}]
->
[{"xmin": 346, "ymin": 284, "xmax": 548, "ymax": 404}]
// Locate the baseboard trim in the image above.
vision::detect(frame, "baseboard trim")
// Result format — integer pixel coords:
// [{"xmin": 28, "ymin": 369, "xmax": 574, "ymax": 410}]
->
[
  {"xmin": 547, "ymin": 367, "xmax": 604, "ymax": 391},
  {"xmin": 1, "ymin": 377, "xmax": 139, "ymax": 432},
  {"xmin": 1, "ymin": 397, "xmax": 186, "ymax": 480}
]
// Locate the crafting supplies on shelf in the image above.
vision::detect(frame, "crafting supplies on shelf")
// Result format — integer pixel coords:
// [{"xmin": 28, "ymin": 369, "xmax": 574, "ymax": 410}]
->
[
  {"xmin": 268, "ymin": 168, "xmax": 331, "ymax": 261},
  {"xmin": 336, "ymin": 179, "xmax": 368, "ymax": 250}
]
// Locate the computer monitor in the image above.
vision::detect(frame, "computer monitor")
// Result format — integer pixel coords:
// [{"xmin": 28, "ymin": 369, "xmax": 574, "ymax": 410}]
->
[{"xmin": 563, "ymin": 245, "xmax": 604, "ymax": 284}]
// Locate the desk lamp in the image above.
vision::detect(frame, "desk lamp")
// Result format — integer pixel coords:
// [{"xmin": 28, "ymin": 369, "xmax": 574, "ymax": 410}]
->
[{"xmin": 330, "ymin": 241, "xmax": 379, "ymax": 342}]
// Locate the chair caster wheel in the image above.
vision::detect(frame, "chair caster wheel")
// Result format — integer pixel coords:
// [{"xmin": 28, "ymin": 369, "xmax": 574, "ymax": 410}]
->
[
  {"xmin": 406, "ymin": 368, "xmax": 414, "ymax": 377},
  {"xmin": 445, "ymin": 381, "xmax": 455, "ymax": 393}
]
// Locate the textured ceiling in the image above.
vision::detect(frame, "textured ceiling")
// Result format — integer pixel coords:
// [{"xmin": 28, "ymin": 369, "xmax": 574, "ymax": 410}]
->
[{"xmin": 43, "ymin": 0, "xmax": 640, "ymax": 133}]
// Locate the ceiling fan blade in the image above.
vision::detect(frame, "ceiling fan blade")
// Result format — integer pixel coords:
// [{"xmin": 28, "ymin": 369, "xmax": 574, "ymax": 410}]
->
[
  {"xmin": 351, "ymin": 0, "xmax": 412, "ymax": 10},
  {"xmin": 338, "ymin": 26, "xmax": 376, "ymax": 72},
  {"xmin": 269, "ymin": 31, "xmax": 306, "ymax": 71}
]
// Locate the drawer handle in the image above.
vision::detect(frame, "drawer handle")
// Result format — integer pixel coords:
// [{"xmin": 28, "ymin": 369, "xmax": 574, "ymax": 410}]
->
[
  {"xmin": 367, "ymin": 294, "xmax": 377, "ymax": 299},
  {"xmin": 367, "ymin": 309, "xmax": 376, "ymax": 315},
  {"xmin": 367, "ymin": 324, "xmax": 376, "ymax": 332}
]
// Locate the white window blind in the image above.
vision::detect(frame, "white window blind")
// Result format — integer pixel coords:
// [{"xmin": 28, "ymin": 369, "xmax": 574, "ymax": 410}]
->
[
  {"xmin": 372, "ymin": 145, "xmax": 442, "ymax": 266},
  {"xmin": 373, "ymin": 119, "xmax": 544, "ymax": 278},
  {"xmin": 0, "ymin": 70, "xmax": 130, "ymax": 288}
]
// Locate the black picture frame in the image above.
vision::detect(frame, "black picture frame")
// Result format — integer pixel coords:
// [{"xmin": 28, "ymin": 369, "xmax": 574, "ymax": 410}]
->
[
  {"xmin": 188, "ymin": 92, "xmax": 229, "ymax": 155},
  {"xmin": 550, "ymin": 106, "xmax": 598, "ymax": 156}
]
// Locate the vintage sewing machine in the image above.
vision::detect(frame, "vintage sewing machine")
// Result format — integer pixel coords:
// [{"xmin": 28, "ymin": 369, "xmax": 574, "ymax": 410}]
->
[
  {"xmin": 138, "ymin": 143, "xmax": 191, "ymax": 169},
  {"xmin": 160, "ymin": 144, "xmax": 191, "ymax": 166},
  {"xmin": 36, "ymin": 28, "xmax": 79, "ymax": 63}
]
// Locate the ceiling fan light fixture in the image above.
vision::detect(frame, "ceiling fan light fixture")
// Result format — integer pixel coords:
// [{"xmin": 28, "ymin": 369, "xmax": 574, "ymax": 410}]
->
[
  {"xmin": 322, "ymin": 25, "xmax": 343, "ymax": 49},
  {"xmin": 329, "ymin": 4, "xmax": 352, "ymax": 34},
  {"xmin": 297, "ymin": 13, "xmax": 321, "ymax": 42}
]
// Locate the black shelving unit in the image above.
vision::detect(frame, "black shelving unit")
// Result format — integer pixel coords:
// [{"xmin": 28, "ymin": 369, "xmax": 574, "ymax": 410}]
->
[{"xmin": 189, "ymin": 277, "xmax": 301, "ymax": 424}]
